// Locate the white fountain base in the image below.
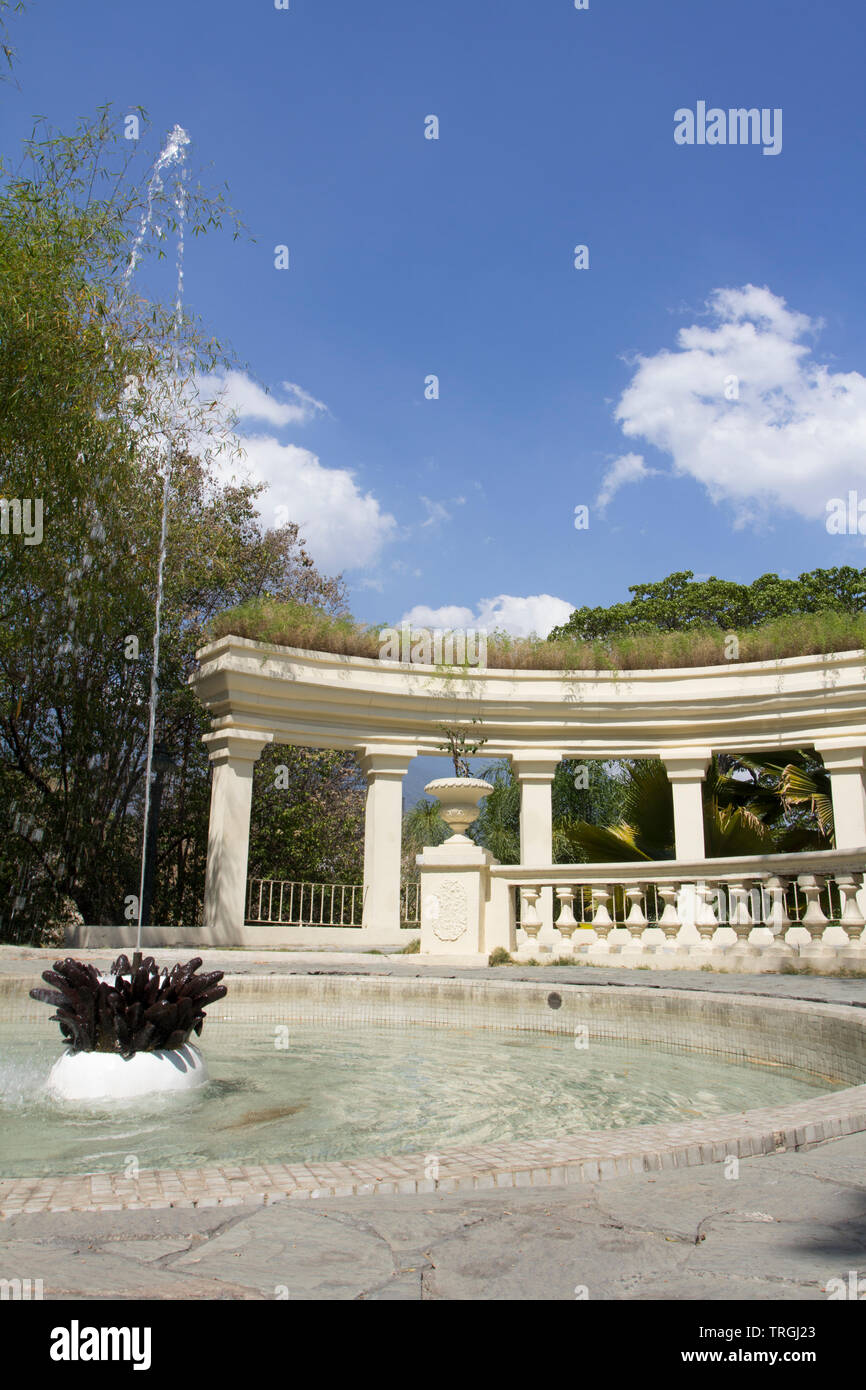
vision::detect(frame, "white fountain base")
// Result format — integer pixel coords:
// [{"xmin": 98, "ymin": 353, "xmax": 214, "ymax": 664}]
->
[{"xmin": 47, "ymin": 1043, "xmax": 208, "ymax": 1101}]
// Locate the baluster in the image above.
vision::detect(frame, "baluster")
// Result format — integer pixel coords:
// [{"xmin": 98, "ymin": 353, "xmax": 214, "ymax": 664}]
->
[
  {"xmin": 797, "ymin": 874, "xmax": 829, "ymax": 943},
  {"xmin": 624, "ymin": 882, "xmax": 647, "ymax": 945},
  {"xmin": 590, "ymin": 884, "xmax": 613, "ymax": 947},
  {"xmin": 761, "ymin": 874, "xmax": 795, "ymax": 958},
  {"xmin": 520, "ymin": 888, "xmax": 542, "ymax": 957},
  {"xmin": 570, "ymin": 885, "xmax": 597, "ymax": 951},
  {"xmin": 591, "ymin": 884, "xmax": 612, "ymax": 927},
  {"xmin": 586, "ymin": 884, "xmax": 614, "ymax": 950},
  {"xmin": 555, "ymin": 887, "xmax": 577, "ymax": 954},
  {"xmin": 837, "ymin": 873, "xmax": 866, "ymax": 944},
  {"xmin": 727, "ymin": 880, "xmax": 752, "ymax": 944},
  {"xmin": 657, "ymin": 883, "xmax": 681, "ymax": 942},
  {"xmin": 766, "ymin": 875, "xmax": 792, "ymax": 934},
  {"xmin": 695, "ymin": 880, "xmax": 719, "ymax": 948},
  {"xmin": 745, "ymin": 878, "xmax": 775, "ymax": 949}
]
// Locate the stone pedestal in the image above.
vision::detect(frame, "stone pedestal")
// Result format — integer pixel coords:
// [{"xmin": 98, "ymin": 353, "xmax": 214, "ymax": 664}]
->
[{"xmin": 417, "ymin": 841, "xmax": 497, "ymax": 957}]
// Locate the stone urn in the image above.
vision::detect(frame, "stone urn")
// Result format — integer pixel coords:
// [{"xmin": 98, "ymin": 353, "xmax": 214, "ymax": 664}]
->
[{"xmin": 424, "ymin": 777, "xmax": 494, "ymax": 842}]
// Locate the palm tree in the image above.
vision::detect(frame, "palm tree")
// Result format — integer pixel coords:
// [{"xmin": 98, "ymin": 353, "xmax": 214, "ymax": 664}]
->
[
  {"xmin": 559, "ymin": 755, "xmax": 820, "ymax": 863},
  {"xmin": 401, "ymin": 797, "xmax": 449, "ymax": 880},
  {"xmin": 727, "ymin": 751, "xmax": 833, "ymax": 847}
]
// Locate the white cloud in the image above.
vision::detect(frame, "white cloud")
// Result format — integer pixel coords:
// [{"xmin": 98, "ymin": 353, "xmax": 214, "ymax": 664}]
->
[
  {"xmin": 402, "ymin": 593, "xmax": 574, "ymax": 639},
  {"xmin": 419, "ymin": 497, "xmax": 452, "ymax": 528},
  {"xmin": 596, "ymin": 452, "xmax": 658, "ymax": 515},
  {"xmin": 610, "ymin": 284, "xmax": 866, "ymax": 524},
  {"xmin": 215, "ymin": 435, "xmax": 397, "ymax": 573},
  {"xmin": 197, "ymin": 370, "xmax": 328, "ymax": 427},
  {"xmin": 195, "ymin": 370, "xmax": 396, "ymax": 574},
  {"xmin": 418, "ymin": 495, "xmax": 467, "ymax": 528}
]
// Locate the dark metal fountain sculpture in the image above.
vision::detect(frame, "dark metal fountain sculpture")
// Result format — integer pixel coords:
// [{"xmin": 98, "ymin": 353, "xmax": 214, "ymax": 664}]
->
[
  {"xmin": 30, "ymin": 955, "xmax": 228, "ymax": 1100},
  {"xmin": 31, "ymin": 954, "xmax": 227, "ymax": 1056}
]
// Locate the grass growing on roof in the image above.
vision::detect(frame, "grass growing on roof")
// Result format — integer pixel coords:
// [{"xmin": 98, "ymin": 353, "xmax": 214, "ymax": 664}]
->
[{"xmin": 206, "ymin": 599, "xmax": 866, "ymax": 673}]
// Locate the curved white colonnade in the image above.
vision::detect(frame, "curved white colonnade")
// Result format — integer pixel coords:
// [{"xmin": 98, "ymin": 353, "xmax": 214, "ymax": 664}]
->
[{"xmin": 190, "ymin": 637, "xmax": 866, "ymax": 954}]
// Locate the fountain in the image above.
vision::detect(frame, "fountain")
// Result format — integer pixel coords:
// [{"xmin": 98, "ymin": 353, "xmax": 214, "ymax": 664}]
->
[
  {"xmin": 27, "ymin": 128, "xmax": 202, "ymax": 1107},
  {"xmin": 30, "ymin": 954, "xmax": 226, "ymax": 1101},
  {"xmin": 24, "ymin": 128, "xmax": 200, "ymax": 1106}
]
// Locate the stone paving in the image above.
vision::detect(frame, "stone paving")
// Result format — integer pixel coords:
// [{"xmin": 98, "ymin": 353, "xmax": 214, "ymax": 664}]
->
[
  {"xmin": 3, "ymin": 942, "xmax": 866, "ymax": 1003},
  {"xmin": 1, "ymin": 1134, "xmax": 865, "ymax": 1299},
  {"xmin": 2, "ymin": 948, "xmax": 865, "ymax": 1298}
]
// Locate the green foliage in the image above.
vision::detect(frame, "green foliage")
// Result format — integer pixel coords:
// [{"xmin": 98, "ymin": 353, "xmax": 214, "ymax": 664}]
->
[
  {"xmin": 724, "ymin": 751, "xmax": 834, "ymax": 847},
  {"xmin": 488, "ymin": 946, "xmax": 513, "ymax": 966},
  {"xmin": 0, "ymin": 1, "xmax": 25, "ymax": 81},
  {"xmin": 0, "ymin": 110, "xmax": 350, "ymax": 938},
  {"xmin": 249, "ymin": 747, "xmax": 365, "ymax": 885},
  {"xmin": 403, "ymin": 798, "xmax": 449, "ymax": 857},
  {"xmin": 471, "ymin": 758, "xmax": 628, "ymax": 864},
  {"xmin": 561, "ymin": 753, "xmax": 832, "ymax": 863},
  {"xmin": 434, "ymin": 721, "xmax": 486, "ymax": 777},
  {"xmin": 470, "ymin": 760, "xmax": 520, "ymax": 862},
  {"xmin": 549, "ymin": 568, "xmax": 866, "ymax": 642},
  {"xmin": 212, "ymin": 595, "xmax": 866, "ymax": 673},
  {"xmin": 209, "ymin": 596, "xmax": 374, "ymax": 654}
]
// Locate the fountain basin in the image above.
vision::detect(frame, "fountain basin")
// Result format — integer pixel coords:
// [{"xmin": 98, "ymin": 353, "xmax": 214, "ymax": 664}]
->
[
  {"xmin": 46, "ymin": 1043, "xmax": 207, "ymax": 1102},
  {"xmin": 4, "ymin": 976, "xmax": 866, "ymax": 1200}
]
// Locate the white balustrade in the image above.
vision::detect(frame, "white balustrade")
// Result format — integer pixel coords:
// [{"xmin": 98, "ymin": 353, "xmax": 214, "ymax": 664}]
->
[{"xmin": 506, "ymin": 850, "xmax": 866, "ymax": 967}]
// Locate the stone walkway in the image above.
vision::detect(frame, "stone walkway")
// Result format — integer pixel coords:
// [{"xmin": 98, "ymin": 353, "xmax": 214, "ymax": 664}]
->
[
  {"xmin": 1, "ymin": 1134, "xmax": 864, "ymax": 1299},
  {"xmin": 4, "ymin": 943, "xmax": 866, "ymax": 1005}
]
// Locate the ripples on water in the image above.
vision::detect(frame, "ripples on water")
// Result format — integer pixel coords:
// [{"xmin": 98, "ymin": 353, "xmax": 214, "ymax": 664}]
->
[{"xmin": 0, "ymin": 1021, "xmax": 841, "ymax": 1178}]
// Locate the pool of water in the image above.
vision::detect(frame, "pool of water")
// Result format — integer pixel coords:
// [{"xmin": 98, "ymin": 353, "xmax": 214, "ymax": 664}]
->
[{"xmin": 0, "ymin": 1019, "xmax": 844, "ymax": 1178}]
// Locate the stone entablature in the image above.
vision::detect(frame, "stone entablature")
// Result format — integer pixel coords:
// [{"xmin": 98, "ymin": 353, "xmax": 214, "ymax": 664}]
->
[{"xmin": 192, "ymin": 636, "xmax": 866, "ymax": 759}]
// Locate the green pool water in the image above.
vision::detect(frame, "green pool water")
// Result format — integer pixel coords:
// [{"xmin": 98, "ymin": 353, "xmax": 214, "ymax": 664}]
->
[{"xmin": 0, "ymin": 1019, "xmax": 843, "ymax": 1178}]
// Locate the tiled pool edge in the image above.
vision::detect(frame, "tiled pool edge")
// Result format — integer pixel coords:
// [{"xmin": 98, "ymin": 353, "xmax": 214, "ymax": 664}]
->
[
  {"xmin": 3, "ymin": 976, "xmax": 866, "ymax": 1216},
  {"xmin": 3, "ymin": 1086, "xmax": 866, "ymax": 1215}
]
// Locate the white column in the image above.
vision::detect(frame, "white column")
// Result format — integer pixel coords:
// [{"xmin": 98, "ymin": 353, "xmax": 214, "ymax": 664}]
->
[
  {"xmin": 815, "ymin": 745, "xmax": 866, "ymax": 849},
  {"xmin": 660, "ymin": 751, "xmax": 711, "ymax": 860},
  {"xmin": 202, "ymin": 730, "xmax": 273, "ymax": 943},
  {"xmin": 511, "ymin": 752, "xmax": 561, "ymax": 940},
  {"xmin": 360, "ymin": 750, "xmax": 414, "ymax": 939}
]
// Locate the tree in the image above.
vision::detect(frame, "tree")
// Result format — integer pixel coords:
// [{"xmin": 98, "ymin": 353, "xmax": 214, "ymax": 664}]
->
[
  {"xmin": 560, "ymin": 755, "xmax": 831, "ymax": 863},
  {"xmin": 549, "ymin": 568, "xmax": 866, "ymax": 643},
  {"xmin": 401, "ymin": 798, "xmax": 450, "ymax": 880},
  {"xmin": 248, "ymin": 746, "xmax": 366, "ymax": 888},
  {"xmin": 0, "ymin": 1, "xmax": 25, "ymax": 82},
  {"xmin": 0, "ymin": 110, "xmax": 349, "ymax": 938},
  {"xmin": 470, "ymin": 758, "xmax": 628, "ymax": 864},
  {"xmin": 435, "ymin": 722, "xmax": 486, "ymax": 777}
]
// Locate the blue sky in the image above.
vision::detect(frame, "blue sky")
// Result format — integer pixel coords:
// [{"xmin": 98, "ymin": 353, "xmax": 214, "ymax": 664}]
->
[{"xmin": 6, "ymin": 0, "xmax": 866, "ymax": 639}]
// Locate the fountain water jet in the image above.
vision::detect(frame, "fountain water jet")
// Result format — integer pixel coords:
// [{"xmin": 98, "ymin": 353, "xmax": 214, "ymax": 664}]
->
[{"xmin": 127, "ymin": 126, "xmax": 190, "ymax": 952}]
